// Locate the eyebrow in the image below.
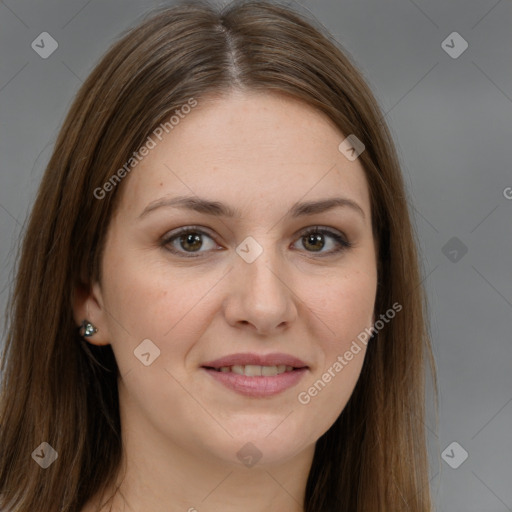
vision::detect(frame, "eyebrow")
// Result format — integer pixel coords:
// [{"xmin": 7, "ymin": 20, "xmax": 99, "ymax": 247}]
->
[{"xmin": 138, "ymin": 195, "xmax": 366, "ymax": 220}]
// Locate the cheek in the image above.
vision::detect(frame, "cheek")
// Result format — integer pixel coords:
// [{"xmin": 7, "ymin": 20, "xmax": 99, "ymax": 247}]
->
[
  {"xmin": 307, "ymin": 265, "xmax": 377, "ymax": 349},
  {"xmin": 101, "ymin": 248, "xmax": 220, "ymax": 371},
  {"xmin": 102, "ymin": 237, "xmax": 184, "ymax": 331},
  {"xmin": 292, "ymin": 267, "xmax": 376, "ymax": 432}
]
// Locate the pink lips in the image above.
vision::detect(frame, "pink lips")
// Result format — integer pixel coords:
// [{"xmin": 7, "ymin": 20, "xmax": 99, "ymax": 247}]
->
[
  {"xmin": 201, "ymin": 352, "xmax": 309, "ymax": 398},
  {"xmin": 202, "ymin": 352, "xmax": 308, "ymax": 369}
]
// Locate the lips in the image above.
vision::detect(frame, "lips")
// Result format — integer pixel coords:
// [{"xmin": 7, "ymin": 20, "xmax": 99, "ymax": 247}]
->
[
  {"xmin": 201, "ymin": 352, "xmax": 309, "ymax": 398},
  {"xmin": 202, "ymin": 352, "xmax": 308, "ymax": 369}
]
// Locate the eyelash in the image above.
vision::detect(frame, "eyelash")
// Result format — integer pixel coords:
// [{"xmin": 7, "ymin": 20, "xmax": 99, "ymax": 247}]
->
[{"xmin": 160, "ymin": 225, "xmax": 352, "ymax": 258}]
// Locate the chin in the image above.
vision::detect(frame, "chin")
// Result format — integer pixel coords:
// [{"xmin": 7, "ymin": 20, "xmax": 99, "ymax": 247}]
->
[{"xmin": 201, "ymin": 420, "xmax": 314, "ymax": 468}]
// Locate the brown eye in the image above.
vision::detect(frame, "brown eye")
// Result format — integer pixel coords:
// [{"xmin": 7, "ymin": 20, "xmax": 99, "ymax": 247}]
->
[
  {"xmin": 179, "ymin": 232, "xmax": 203, "ymax": 252},
  {"xmin": 161, "ymin": 225, "xmax": 351, "ymax": 259},
  {"xmin": 302, "ymin": 232, "xmax": 325, "ymax": 252},
  {"xmin": 294, "ymin": 226, "xmax": 352, "ymax": 256},
  {"xmin": 162, "ymin": 227, "xmax": 218, "ymax": 257}
]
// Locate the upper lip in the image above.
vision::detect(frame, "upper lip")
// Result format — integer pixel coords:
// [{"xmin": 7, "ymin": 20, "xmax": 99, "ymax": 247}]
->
[{"xmin": 202, "ymin": 352, "xmax": 309, "ymax": 369}]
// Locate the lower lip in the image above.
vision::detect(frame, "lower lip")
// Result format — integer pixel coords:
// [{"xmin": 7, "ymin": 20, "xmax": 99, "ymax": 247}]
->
[{"xmin": 202, "ymin": 367, "xmax": 308, "ymax": 397}]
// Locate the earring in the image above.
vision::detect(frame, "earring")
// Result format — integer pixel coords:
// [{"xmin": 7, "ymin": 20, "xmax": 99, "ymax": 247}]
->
[{"xmin": 79, "ymin": 319, "xmax": 98, "ymax": 338}]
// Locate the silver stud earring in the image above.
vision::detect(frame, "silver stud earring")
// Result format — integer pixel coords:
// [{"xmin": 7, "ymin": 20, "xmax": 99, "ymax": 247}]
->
[{"xmin": 79, "ymin": 319, "xmax": 98, "ymax": 338}]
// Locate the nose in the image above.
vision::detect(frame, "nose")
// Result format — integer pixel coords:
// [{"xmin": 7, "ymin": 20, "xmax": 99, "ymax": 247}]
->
[{"xmin": 223, "ymin": 240, "xmax": 298, "ymax": 336}]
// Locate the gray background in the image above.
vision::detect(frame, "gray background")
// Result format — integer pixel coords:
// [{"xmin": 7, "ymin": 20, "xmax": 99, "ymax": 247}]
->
[{"xmin": 1, "ymin": 0, "xmax": 511, "ymax": 510}]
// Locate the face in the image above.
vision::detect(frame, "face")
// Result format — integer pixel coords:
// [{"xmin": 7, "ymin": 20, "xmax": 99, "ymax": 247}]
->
[{"xmin": 75, "ymin": 90, "xmax": 378, "ymax": 469}]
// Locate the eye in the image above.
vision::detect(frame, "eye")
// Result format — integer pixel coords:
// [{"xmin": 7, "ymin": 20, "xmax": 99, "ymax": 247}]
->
[
  {"xmin": 161, "ymin": 225, "xmax": 352, "ymax": 258},
  {"xmin": 161, "ymin": 226, "xmax": 219, "ymax": 257},
  {"xmin": 292, "ymin": 226, "xmax": 352, "ymax": 256}
]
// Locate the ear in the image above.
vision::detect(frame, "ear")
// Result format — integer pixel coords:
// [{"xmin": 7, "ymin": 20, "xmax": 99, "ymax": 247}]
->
[{"xmin": 72, "ymin": 280, "xmax": 111, "ymax": 346}]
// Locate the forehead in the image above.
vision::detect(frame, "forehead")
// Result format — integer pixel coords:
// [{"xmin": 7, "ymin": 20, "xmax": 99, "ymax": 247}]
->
[{"xmin": 115, "ymin": 91, "xmax": 371, "ymax": 222}]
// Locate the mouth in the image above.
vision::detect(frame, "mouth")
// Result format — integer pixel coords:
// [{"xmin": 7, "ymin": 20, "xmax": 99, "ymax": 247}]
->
[
  {"xmin": 201, "ymin": 353, "xmax": 309, "ymax": 397},
  {"xmin": 203, "ymin": 364, "xmax": 302, "ymax": 376}
]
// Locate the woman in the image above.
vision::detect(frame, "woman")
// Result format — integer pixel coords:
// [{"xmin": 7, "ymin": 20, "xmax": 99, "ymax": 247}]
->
[{"xmin": 0, "ymin": 1, "xmax": 437, "ymax": 510}]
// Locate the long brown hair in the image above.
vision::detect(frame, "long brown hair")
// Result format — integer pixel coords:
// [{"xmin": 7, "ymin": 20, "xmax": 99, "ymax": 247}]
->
[{"xmin": 0, "ymin": 1, "xmax": 438, "ymax": 510}]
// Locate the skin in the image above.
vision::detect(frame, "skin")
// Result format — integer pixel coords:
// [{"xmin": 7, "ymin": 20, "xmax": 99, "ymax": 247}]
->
[{"xmin": 74, "ymin": 90, "xmax": 378, "ymax": 512}]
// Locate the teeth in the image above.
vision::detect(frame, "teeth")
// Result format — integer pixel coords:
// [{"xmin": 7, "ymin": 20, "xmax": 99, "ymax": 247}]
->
[
  {"xmin": 244, "ymin": 364, "xmax": 262, "ymax": 376},
  {"xmin": 217, "ymin": 364, "xmax": 294, "ymax": 376},
  {"xmin": 231, "ymin": 365, "xmax": 245, "ymax": 375}
]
